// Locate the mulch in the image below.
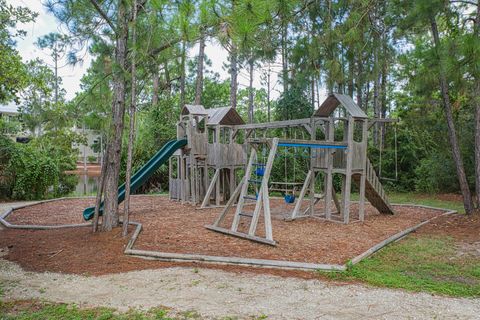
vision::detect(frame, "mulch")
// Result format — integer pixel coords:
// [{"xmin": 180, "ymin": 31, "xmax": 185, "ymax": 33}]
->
[{"xmin": 0, "ymin": 195, "xmax": 475, "ymax": 278}]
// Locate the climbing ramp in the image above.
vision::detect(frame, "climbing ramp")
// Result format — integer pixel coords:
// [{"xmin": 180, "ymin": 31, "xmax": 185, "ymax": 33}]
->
[{"xmin": 353, "ymin": 159, "xmax": 394, "ymax": 215}]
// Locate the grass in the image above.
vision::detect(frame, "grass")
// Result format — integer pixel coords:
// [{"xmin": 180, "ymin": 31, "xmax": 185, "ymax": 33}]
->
[
  {"xmin": 321, "ymin": 235, "xmax": 480, "ymax": 297},
  {"xmin": 387, "ymin": 192, "xmax": 465, "ymax": 213},
  {"xmin": 0, "ymin": 301, "xmax": 273, "ymax": 319},
  {"xmin": 0, "ymin": 301, "xmax": 181, "ymax": 320},
  {"xmin": 350, "ymin": 192, "xmax": 464, "ymax": 213}
]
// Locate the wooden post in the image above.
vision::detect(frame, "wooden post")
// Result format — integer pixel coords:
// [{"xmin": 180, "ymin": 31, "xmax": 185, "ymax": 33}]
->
[
  {"xmin": 358, "ymin": 119, "xmax": 368, "ymax": 221},
  {"xmin": 342, "ymin": 117, "xmax": 355, "ymax": 223},
  {"xmin": 325, "ymin": 117, "xmax": 334, "ymax": 219},
  {"xmin": 215, "ymin": 127, "xmax": 221, "ymax": 206},
  {"xmin": 309, "ymin": 119, "xmax": 316, "ymax": 216}
]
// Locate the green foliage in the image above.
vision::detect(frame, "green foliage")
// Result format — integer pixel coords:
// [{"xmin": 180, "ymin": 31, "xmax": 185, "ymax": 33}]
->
[
  {"xmin": 0, "ymin": 0, "xmax": 37, "ymax": 103},
  {"xmin": 275, "ymin": 86, "xmax": 312, "ymax": 121},
  {"xmin": 0, "ymin": 130, "xmax": 79, "ymax": 200}
]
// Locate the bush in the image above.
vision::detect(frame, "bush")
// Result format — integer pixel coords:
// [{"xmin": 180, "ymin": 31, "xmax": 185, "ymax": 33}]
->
[{"xmin": 0, "ymin": 130, "xmax": 79, "ymax": 200}]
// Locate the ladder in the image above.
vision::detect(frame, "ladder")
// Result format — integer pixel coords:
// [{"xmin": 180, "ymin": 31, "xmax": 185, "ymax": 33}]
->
[{"xmin": 205, "ymin": 138, "xmax": 279, "ymax": 245}]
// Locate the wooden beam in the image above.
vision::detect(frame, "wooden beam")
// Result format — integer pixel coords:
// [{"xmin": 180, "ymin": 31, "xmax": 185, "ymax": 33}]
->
[
  {"xmin": 234, "ymin": 118, "xmax": 311, "ymax": 130},
  {"xmin": 206, "ymin": 225, "xmax": 276, "ymax": 246},
  {"xmin": 200, "ymin": 169, "xmax": 220, "ymax": 208},
  {"xmin": 290, "ymin": 170, "xmax": 312, "ymax": 219}
]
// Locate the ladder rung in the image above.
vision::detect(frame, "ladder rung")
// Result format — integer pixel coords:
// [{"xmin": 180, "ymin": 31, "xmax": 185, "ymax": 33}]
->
[
  {"xmin": 243, "ymin": 195, "xmax": 257, "ymax": 200},
  {"xmin": 248, "ymin": 179, "xmax": 262, "ymax": 184},
  {"xmin": 239, "ymin": 212, "xmax": 253, "ymax": 217}
]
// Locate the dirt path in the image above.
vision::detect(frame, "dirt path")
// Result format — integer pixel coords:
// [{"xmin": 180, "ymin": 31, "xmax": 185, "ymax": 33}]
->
[{"xmin": 1, "ymin": 259, "xmax": 479, "ymax": 319}]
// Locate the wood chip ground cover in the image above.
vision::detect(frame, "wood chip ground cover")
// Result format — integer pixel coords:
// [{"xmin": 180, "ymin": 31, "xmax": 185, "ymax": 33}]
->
[{"xmin": 0, "ymin": 195, "xmax": 447, "ymax": 274}]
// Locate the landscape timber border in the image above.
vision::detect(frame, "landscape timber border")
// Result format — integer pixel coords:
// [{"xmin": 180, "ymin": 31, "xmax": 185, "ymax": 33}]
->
[{"xmin": 0, "ymin": 196, "xmax": 456, "ymax": 272}]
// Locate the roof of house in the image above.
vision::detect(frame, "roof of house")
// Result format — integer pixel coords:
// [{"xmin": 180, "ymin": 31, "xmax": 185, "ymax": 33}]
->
[
  {"xmin": 313, "ymin": 93, "xmax": 367, "ymax": 119},
  {"xmin": 206, "ymin": 107, "xmax": 245, "ymax": 125},
  {"xmin": 0, "ymin": 101, "xmax": 20, "ymax": 115}
]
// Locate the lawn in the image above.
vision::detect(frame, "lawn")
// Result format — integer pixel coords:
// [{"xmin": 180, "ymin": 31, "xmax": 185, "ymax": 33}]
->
[
  {"xmin": 320, "ymin": 192, "xmax": 480, "ymax": 297},
  {"xmin": 0, "ymin": 301, "xmax": 190, "ymax": 320},
  {"xmin": 322, "ymin": 235, "xmax": 480, "ymax": 297}
]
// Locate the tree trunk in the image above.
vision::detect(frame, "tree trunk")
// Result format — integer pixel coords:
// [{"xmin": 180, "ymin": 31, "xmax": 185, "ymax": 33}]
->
[
  {"xmin": 311, "ymin": 76, "xmax": 315, "ymax": 113},
  {"xmin": 123, "ymin": 0, "xmax": 137, "ymax": 237},
  {"xmin": 180, "ymin": 39, "xmax": 186, "ymax": 107},
  {"xmin": 474, "ymin": 0, "xmax": 480, "ymax": 209},
  {"xmin": 163, "ymin": 61, "xmax": 171, "ymax": 96},
  {"xmin": 229, "ymin": 42, "xmax": 238, "ymax": 109},
  {"xmin": 267, "ymin": 63, "xmax": 271, "ymax": 122},
  {"xmin": 380, "ymin": 32, "xmax": 388, "ymax": 149},
  {"xmin": 431, "ymin": 17, "xmax": 474, "ymax": 214},
  {"xmin": 373, "ymin": 42, "xmax": 380, "ymax": 145},
  {"xmin": 152, "ymin": 66, "xmax": 159, "ymax": 106},
  {"xmin": 195, "ymin": 28, "xmax": 206, "ymax": 105},
  {"xmin": 281, "ymin": 21, "xmax": 288, "ymax": 93},
  {"xmin": 248, "ymin": 58, "xmax": 254, "ymax": 123},
  {"xmin": 93, "ymin": 142, "xmax": 108, "ymax": 232},
  {"xmin": 356, "ymin": 55, "xmax": 364, "ymax": 110},
  {"xmin": 102, "ymin": 0, "xmax": 129, "ymax": 231}
]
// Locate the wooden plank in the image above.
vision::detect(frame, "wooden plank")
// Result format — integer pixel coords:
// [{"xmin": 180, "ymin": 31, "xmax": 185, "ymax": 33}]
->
[
  {"xmin": 126, "ymin": 247, "xmax": 348, "ymax": 271},
  {"xmin": 212, "ymin": 176, "xmax": 245, "ymax": 227},
  {"xmin": 206, "ymin": 225, "xmax": 276, "ymax": 246},
  {"xmin": 324, "ymin": 118, "xmax": 334, "ymax": 219},
  {"xmin": 262, "ymin": 183, "xmax": 273, "ymax": 241},
  {"xmin": 249, "ymin": 138, "xmax": 347, "ymax": 148},
  {"xmin": 231, "ymin": 150, "xmax": 256, "ymax": 231},
  {"xmin": 200, "ymin": 169, "xmax": 220, "ymax": 208},
  {"xmin": 358, "ymin": 119, "xmax": 368, "ymax": 221},
  {"xmin": 290, "ymin": 170, "xmax": 312, "ymax": 219},
  {"xmin": 342, "ymin": 117, "xmax": 355, "ymax": 224},
  {"xmin": 248, "ymin": 138, "xmax": 278, "ymax": 236},
  {"xmin": 234, "ymin": 118, "xmax": 311, "ymax": 130}
]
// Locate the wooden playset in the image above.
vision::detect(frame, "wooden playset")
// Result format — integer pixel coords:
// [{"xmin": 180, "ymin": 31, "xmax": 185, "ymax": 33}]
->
[{"xmin": 169, "ymin": 93, "xmax": 395, "ymax": 245}]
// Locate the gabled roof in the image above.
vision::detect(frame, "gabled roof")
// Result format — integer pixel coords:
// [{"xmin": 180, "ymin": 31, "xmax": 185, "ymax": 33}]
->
[
  {"xmin": 314, "ymin": 93, "xmax": 367, "ymax": 119},
  {"xmin": 206, "ymin": 107, "xmax": 245, "ymax": 125},
  {"xmin": 181, "ymin": 104, "xmax": 207, "ymax": 116}
]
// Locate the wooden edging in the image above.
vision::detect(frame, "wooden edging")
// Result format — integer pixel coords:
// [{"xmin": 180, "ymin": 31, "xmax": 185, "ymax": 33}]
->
[
  {"xmin": 124, "ymin": 248, "xmax": 346, "ymax": 271},
  {"xmin": 0, "ymin": 198, "xmax": 458, "ymax": 272},
  {"xmin": 348, "ymin": 204, "xmax": 456, "ymax": 266}
]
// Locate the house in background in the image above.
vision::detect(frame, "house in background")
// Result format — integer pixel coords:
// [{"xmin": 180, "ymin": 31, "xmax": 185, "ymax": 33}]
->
[
  {"xmin": 72, "ymin": 125, "xmax": 102, "ymax": 164},
  {"xmin": 0, "ymin": 102, "xmax": 30, "ymax": 142},
  {"xmin": 1, "ymin": 102, "xmax": 101, "ymax": 163}
]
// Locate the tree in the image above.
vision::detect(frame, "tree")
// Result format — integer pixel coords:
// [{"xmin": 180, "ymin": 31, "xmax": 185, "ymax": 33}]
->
[
  {"xmin": 19, "ymin": 59, "xmax": 68, "ymax": 136},
  {"xmin": 123, "ymin": 0, "xmax": 138, "ymax": 237},
  {"xmin": 0, "ymin": 0, "xmax": 37, "ymax": 103},
  {"xmin": 36, "ymin": 32, "xmax": 71, "ymax": 107}
]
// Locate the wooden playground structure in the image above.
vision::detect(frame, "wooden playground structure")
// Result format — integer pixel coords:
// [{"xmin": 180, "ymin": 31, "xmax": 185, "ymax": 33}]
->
[{"xmin": 169, "ymin": 93, "xmax": 396, "ymax": 245}]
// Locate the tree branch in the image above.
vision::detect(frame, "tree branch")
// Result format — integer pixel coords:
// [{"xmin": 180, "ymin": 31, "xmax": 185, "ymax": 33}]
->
[{"xmin": 89, "ymin": 0, "xmax": 116, "ymax": 32}]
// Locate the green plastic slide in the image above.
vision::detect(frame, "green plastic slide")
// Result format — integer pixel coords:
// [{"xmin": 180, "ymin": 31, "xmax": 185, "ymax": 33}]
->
[{"xmin": 83, "ymin": 139, "xmax": 187, "ymax": 221}]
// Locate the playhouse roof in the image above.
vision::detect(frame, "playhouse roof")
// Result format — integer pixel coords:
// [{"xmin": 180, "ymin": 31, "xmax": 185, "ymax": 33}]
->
[
  {"xmin": 181, "ymin": 104, "xmax": 207, "ymax": 115},
  {"xmin": 206, "ymin": 107, "xmax": 245, "ymax": 125},
  {"xmin": 314, "ymin": 93, "xmax": 367, "ymax": 119}
]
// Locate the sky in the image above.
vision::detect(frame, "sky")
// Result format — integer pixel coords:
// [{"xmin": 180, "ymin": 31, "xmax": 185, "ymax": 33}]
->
[{"xmin": 7, "ymin": 0, "xmax": 292, "ymax": 110}]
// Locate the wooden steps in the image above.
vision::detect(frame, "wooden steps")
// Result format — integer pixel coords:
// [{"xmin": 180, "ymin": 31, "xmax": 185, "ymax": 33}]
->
[{"xmin": 353, "ymin": 159, "xmax": 394, "ymax": 215}]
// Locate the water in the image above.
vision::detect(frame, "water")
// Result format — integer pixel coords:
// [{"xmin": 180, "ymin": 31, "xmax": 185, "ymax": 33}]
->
[{"xmin": 74, "ymin": 174, "xmax": 99, "ymax": 196}]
